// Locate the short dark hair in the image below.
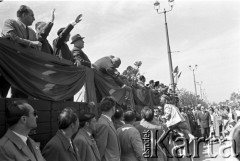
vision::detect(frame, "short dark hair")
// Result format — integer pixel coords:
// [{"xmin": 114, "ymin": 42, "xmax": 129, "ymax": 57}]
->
[
  {"xmin": 141, "ymin": 106, "xmax": 154, "ymax": 122},
  {"xmin": 6, "ymin": 100, "xmax": 30, "ymax": 126},
  {"xmin": 113, "ymin": 107, "xmax": 123, "ymax": 120},
  {"xmin": 100, "ymin": 96, "xmax": 116, "ymax": 112},
  {"xmin": 124, "ymin": 110, "xmax": 136, "ymax": 123},
  {"xmin": 58, "ymin": 107, "xmax": 78, "ymax": 130},
  {"xmin": 17, "ymin": 5, "xmax": 30, "ymax": 17},
  {"xmin": 139, "ymin": 75, "xmax": 145, "ymax": 82}
]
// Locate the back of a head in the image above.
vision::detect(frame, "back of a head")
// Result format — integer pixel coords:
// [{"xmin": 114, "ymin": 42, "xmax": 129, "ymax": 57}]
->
[
  {"xmin": 124, "ymin": 110, "xmax": 136, "ymax": 123},
  {"xmin": 58, "ymin": 107, "xmax": 78, "ymax": 130},
  {"xmin": 141, "ymin": 106, "xmax": 154, "ymax": 122},
  {"xmin": 113, "ymin": 107, "xmax": 123, "ymax": 120},
  {"xmin": 17, "ymin": 5, "xmax": 30, "ymax": 17},
  {"xmin": 100, "ymin": 96, "xmax": 116, "ymax": 112},
  {"xmin": 6, "ymin": 100, "xmax": 29, "ymax": 127},
  {"xmin": 35, "ymin": 21, "xmax": 46, "ymax": 32},
  {"xmin": 112, "ymin": 57, "xmax": 121, "ymax": 68},
  {"xmin": 139, "ymin": 75, "xmax": 146, "ymax": 82}
]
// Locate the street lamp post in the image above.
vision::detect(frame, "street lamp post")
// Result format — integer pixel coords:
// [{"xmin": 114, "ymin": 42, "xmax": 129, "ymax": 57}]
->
[
  {"xmin": 189, "ymin": 65, "xmax": 198, "ymax": 97},
  {"xmin": 154, "ymin": 0, "xmax": 175, "ymax": 93}
]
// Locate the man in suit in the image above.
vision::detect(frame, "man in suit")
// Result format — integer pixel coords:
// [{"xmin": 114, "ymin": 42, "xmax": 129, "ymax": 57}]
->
[
  {"xmin": 42, "ymin": 107, "xmax": 80, "ymax": 161},
  {"xmin": 95, "ymin": 96, "xmax": 121, "ymax": 161},
  {"xmin": 71, "ymin": 34, "xmax": 91, "ymax": 68},
  {"xmin": 117, "ymin": 110, "xmax": 146, "ymax": 161},
  {"xmin": 197, "ymin": 105, "xmax": 211, "ymax": 141},
  {"xmin": 1, "ymin": 5, "xmax": 42, "ymax": 98},
  {"xmin": 0, "ymin": 100, "xmax": 45, "ymax": 161},
  {"xmin": 53, "ymin": 14, "xmax": 82, "ymax": 61},
  {"xmin": 93, "ymin": 56, "xmax": 125, "ymax": 87},
  {"xmin": 73, "ymin": 112, "xmax": 101, "ymax": 161}
]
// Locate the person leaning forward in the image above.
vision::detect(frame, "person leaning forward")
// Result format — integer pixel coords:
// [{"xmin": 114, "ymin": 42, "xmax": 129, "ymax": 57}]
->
[
  {"xmin": 53, "ymin": 14, "xmax": 82, "ymax": 61},
  {"xmin": 0, "ymin": 100, "xmax": 45, "ymax": 161},
  {"xmin": 42, "ymin": 107, "xmax": 80, "ymax": 161}
]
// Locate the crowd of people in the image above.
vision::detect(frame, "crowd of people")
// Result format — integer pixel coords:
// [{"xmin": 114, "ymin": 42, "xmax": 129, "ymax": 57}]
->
[{"xmin": 0, "ymin": 4, "xmax": 240, "ymax": 161}]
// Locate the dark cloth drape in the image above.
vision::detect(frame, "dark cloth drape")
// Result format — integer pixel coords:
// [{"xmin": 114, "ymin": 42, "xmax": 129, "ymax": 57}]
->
[
  {"xmin": 0, "ymin": 38, "xmax": 162, "ymax": 106},
  {"xmin": 0, "ymin": 38, "xmax": 86, "ymax": 101}
]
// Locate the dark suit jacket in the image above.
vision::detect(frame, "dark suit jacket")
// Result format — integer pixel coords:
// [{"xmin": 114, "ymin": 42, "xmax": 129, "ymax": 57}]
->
[
  {"xmin": 0, "ymin": 129, "xmax": 45, "ymax": 161},
  {"xmin": 72, "ymin": 46, "xmax": 91, "ymax": 67},
  {"xmin": 95, "ymin": 115, "xmax": 121, "ymax": 161},
  {"xmin": 42, "ymin": 130, "xmax": 80, "ymax": 161},
  {"xmin": 1, "ymin": 19, "xmax": 37, "ymax": 47},
  {"xmin": 117, "ymin": 124, "xmax": 145, "ymax": 161},
  {"xmin": 93, "ymin": 56, "xmax": 124, "ymax": 87},
  {"xmin": 198, "ymin": 111, "xmax": 211, "ymax": 128},
  {"xmin": 73, "ymin": 128, "xmax": 100, "ymax": 161},
  {"xmin": 36, "ymin": 22, "xmax": 53, "ymax": 54},
  {"xmin": 53, "ymin": 24, "xmax": 74, "ymax": 61}
]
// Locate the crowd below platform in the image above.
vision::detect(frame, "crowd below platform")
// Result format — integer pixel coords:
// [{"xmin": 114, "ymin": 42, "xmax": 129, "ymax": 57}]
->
[{"xmin": 1, "ymin": 4, "xmax": 240, "ymax": 161}]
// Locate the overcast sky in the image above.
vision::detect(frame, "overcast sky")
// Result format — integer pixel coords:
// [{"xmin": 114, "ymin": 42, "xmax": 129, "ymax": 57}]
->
[{"xmin": 0, "ymin": 0, "xmax": 239, "ymax": 103}]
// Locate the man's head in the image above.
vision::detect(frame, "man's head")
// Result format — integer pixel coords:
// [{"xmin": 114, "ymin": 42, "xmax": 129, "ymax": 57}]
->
[
  {"xmin": 139, "ymin": 75, "xmax": 146, "ymax": 83},
  {"xmin": 100, "ymin": 96, "xmax": 116, "ymax": 117},
  {"xmin": 6, "ymin": 100, "xmax": 38, "ymax": 130},
  {"xmin": 201, "ymin": 106, "xmax": 206, "ymax": 112},
  {"xmin": 17, "ymin": 5, "xmax": 35, "ymax": 26},
  {"xmin": 113, "ymin": 107, "xmax": 123, "ymax": 121},
  {"xmin": 124, "ymin": 110, "xmax": 136, "ymax": 124},
  {"xmin": 112, "ymin": 57, "xmax": 121, "ymax": 68},
  {"xmin": 57, "ymin": 27, "xmax": 70, "ymax": 43},
  {"xmin": 79, "ymin": 112, "xmax": 96, "ymax": 133},
  {"xmin": 35, "ymin": 21, "xmax": 47, "ymax": 33},
  {"xmin": 71, "ymin": 34, "xmax": 85, "ymax": 48},
  {"xmin": 58, "ymin": 107, "xmax": 79, "ymax": 134},
  {"xmin": 141, "ymin": 106, "xmax": 154, "ymax": 122},
  {"xmin": 153, "ymin": 107, "xmax": 160, "ymax": 117}
]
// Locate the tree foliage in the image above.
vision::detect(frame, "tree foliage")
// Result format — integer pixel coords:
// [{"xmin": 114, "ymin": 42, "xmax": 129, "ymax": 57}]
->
[{"xmin": 178, "ymin": 88, "xmax": 208, "ymax": 107}]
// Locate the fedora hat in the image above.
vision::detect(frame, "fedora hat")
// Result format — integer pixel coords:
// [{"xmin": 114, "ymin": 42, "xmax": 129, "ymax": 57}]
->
[{"xmin": 71, "ymin": 34, "xmax": 85, "ymax": 44}]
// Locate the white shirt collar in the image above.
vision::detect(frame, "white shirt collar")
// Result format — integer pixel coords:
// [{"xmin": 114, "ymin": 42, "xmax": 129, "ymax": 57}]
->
[
  {"xmin": 102, "ymin": 114, "xmax": 112, "ymax": 122},
  {"xmin": 11, "ymin": 130, "xmax": 28, "ymax": 144}
]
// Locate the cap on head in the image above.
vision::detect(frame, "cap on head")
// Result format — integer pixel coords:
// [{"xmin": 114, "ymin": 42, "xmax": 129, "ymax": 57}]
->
[
  {"xmin": 71, "ymin": 34, "xmax": 85, "ymax": 44},
  {"xmin": 79, "ymin": 112, "xmax": 95, "ymax": 122}
]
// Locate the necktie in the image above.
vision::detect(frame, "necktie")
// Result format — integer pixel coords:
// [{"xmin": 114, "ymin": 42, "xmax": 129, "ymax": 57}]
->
[
  {"xmin": 26, "ymin": 26, "xmax": 29, "ymax": 39},
  {"xmin": 26, "ymin": 138, "xmax": 37, "ymax": 161},
  {"xmin": 90, "ymin": 135, "xmax": 100, "ymax": 158}
]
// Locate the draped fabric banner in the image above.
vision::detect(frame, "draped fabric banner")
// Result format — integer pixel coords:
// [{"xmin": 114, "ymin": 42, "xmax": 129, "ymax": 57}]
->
[
  {"xmin": 0, "ymin": 38, "xmax": 86, "ymax": 101},
  {"xmin": 0, "ymin": 38, "xmax": 161, "ymax": 106}
]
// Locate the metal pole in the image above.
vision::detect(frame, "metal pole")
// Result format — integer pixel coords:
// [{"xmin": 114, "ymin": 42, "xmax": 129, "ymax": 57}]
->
[
  {"xmin": 192, "ymin": 69, "xmax": 198, "ymax": 97},
  {"xmin": 164, "ymin": 9, "xmax": 175, "ymax": 93}
]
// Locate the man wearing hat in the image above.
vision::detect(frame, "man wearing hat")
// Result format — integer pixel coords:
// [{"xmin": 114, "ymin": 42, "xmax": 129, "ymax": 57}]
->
[
  {"xmin": 53, "ymin": 14, "xmax": 82, "ymax": 61},
  {"xmin": 73, "ymin": 112, "xmax": 100, "ymax": 161},
  {"xmin": 71, "ymin": 34, "xmax": 91, "ymax": 68}
]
